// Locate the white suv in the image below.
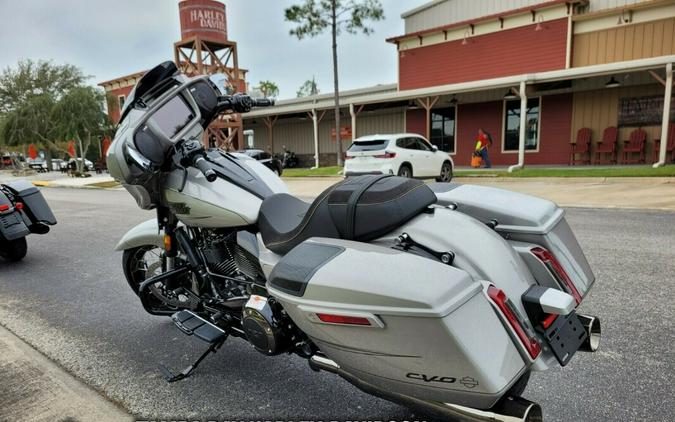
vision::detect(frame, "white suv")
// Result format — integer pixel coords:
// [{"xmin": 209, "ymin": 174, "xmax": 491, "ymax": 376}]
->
[{"xmin": 344, "ymin": 134, "xmax": 453, "ymax": 181}]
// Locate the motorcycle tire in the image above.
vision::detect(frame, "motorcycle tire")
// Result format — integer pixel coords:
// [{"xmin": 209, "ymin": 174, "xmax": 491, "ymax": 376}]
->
[
  {"xmin": 122, "ymin": 245, "xmax": 183, "ymax": 315},
  {"xmin": 0, "ymin": 237, "xmax": 27, "ymax": 262}
]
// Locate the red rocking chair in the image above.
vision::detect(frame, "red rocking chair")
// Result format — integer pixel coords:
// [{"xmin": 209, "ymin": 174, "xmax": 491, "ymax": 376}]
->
[
  {"xmin": 622, "ymin": 128, "xmax": 647, "ymax": 164},
  {"xmin": 570, "ymin": 127, "xmax": 592, "ymax": 165},
  {"xmin": 594, "ymin": 126, "xmax": 618, "ymax": 164}
]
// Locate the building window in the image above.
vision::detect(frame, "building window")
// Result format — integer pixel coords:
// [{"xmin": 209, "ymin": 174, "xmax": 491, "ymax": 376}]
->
[
  {"xmin": 118, "ymin": 95, "xmax": 126, "ymax": 112},
  {"xmin": 430, "ymin": 107, "xmax": 456, "ymax": 153},
  {"xmin": 503, "ymin": 98, "xmax": 540, "ymax": 151}
]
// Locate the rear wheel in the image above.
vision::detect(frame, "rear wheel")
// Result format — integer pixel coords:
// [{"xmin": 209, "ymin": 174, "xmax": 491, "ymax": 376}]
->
[
  {"xmin": 436, "ymin": 161, "xmax": 453, "ymax": 182},
  {"xmin": 397, "ymin": 164, "xmax": 412, "ymax": 178},
  {"xmin": 0, "ymin": 237, "xmax": 27, "ymax": 262}
]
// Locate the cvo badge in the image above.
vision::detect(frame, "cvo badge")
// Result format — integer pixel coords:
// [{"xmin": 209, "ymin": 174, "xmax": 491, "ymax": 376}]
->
[{"xmin": 406, "ymin": 372, "xmax": 456, "ymax": 384}]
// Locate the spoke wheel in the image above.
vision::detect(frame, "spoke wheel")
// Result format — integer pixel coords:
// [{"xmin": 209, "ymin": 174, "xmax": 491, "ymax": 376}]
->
[{"xmin": 398, "ymin": 165, "xmax": 412, "ymax": 178}]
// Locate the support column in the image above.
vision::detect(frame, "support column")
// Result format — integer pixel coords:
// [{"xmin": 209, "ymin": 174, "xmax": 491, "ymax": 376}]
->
[
  {"xmin": 263, "ymin": 116, "xmax": 278, "ymax": 154},
  {"xmin": 416, "ymin": 96, "xmax": 440, "ymax": 140},
  {"xmin": 349, "ymin": 104, "xmax": 365, "ymax": 141},
  {"xmin": 654, "ymin": 63, "xmax": 673, "ymax": 168},
  {"xmin": 508, "ymin": 80, "xmax": 528, "ymax": 173},
  {"xmin": 308, "ymin": 110, "xmax": 327, "ymax": 168}
]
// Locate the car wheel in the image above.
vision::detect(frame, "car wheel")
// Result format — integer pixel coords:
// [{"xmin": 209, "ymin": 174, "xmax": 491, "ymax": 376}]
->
[
  {"xmin": 436, "ymin": 162, "xmax": 453, "ymax": 182},
  {"xmin": 397, "ymin": 165, "xmax": 412, "ymax": 178}
]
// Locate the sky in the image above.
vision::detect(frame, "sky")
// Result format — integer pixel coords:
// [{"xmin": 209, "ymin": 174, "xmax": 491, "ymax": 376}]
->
[{"xmin": 0, "ymin": 0, "xmax": 429, "ymax": 99}]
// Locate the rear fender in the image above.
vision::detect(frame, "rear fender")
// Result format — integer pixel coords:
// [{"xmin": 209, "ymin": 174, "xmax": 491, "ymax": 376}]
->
[
  {"xmin": 0, "ymin": 190, "xmax": 30, "ymax": 241},
  {"xmin": 114, "ymin": 219, "xmax": 164, "ymax": 251}
]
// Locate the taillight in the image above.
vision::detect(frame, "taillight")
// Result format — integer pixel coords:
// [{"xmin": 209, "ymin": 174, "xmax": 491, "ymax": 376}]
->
[
  {"xmin": 15, "ymin": 202, "xmax": 23, "ymax": 210},
  {"xmin": 344, "ymin": 154, "xmax": 354, "ymax": 160},
  {"xmin": 316, "ymin": 313, "xmax": 371, "ymax": 326},
  {"xmin": 374, "ymin": 152, "xmax": 396, "ymax": 159},
  {"xmin": 487, "ymin": 286, "xmax": 542, "ymax": 359},
  {"xmin": 531, "ymin": 247, "xmax": 582, "ymax": 304},
  {"xmin": 0, "ymin": 204, "xmax": 9, "ymax": 212}
]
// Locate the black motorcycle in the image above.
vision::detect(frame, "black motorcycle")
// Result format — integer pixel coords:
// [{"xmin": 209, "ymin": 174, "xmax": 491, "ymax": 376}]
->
[
  {"xmin": 281, "ymin": 146, "xmax": 298, "ymax": 168},
  {"xmin": 0, "ymin": 181, "xmax": 57, "ymax": 262}
]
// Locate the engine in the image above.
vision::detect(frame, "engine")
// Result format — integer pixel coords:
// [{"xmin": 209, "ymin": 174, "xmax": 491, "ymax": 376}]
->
[{"xmin": 241, "ymin": 295, "xmax": 290, "ymax": 355}]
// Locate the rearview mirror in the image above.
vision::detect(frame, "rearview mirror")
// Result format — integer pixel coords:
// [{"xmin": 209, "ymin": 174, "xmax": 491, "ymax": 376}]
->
[{"xmin": 432, "ymin": 145, "xmax": 438, "ymax": 151}]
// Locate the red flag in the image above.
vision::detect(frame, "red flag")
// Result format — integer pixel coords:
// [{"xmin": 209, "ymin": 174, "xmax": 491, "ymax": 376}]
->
[
  {"xmin": 102, "ymin": 138, "xmax": 111, "ymax": 156},
  {"xmin": 28, "ymin": 144, "xmax": 38, "ymax": 159},
  {"xmin": 67, "ymin": 141, "xmax": 76, "ymax": 158}
]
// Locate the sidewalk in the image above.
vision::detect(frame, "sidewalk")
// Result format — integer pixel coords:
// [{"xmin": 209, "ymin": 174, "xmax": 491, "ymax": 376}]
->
[
  {"xmin": 0, "ymin": 324, "xmax": 132, "ymax": 421},
  {"xmin": 284, "ymin": 176, "xmax": 675, "ymax": 211}
]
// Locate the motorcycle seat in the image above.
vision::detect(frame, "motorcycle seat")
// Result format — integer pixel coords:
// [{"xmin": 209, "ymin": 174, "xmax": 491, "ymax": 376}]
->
[{"xmin": 258, "ymin": 175, "xmax": 436, "ymax": 255}]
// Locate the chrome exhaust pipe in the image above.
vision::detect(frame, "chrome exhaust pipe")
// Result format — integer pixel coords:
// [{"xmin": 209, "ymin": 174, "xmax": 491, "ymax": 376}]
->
[
  {"xmin": 311, "ymin": 355, "xmax": 544, "ymax": 422},
  {"xmin": 577, "ymin": 314, "xmax": 601, "ymax": 352},
  {"xmin": 447, "ymin": 396, "xmax": 543, "ymax": 422}
]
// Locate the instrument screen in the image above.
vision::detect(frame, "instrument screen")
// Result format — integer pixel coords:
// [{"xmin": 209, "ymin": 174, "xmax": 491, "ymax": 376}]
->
[{"xmin": 150, "ymin": 95, "xmax": 195, "ymax": 138}]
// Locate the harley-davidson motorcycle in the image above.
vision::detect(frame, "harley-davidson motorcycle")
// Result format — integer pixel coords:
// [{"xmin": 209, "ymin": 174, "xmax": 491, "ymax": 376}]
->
[
  {"xmin": 108, "ymin": 61, "xmax": 601, "ymax": 422},
  {"xmin": 0, "ymin": 180, "xmax": 57, "ymax": 261}
]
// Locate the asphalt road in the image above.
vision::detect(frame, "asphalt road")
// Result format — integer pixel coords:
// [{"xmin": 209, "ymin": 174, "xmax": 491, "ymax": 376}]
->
[{"xmin": 0, "ymin": 188, "xmax": 673, "ymax": 422}]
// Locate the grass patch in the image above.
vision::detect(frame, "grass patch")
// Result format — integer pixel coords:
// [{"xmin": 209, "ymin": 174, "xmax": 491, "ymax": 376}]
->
[
  {"xmin": 282, "ymin": 166, "xmax": 343, "ymax": 177},
  {"xmin": 87, "ymin": 180, "xmax": 121, "ymax": 188},
  {"xmin": 455, "ymin": 166, "xmax": 675, "ymax": 178}
]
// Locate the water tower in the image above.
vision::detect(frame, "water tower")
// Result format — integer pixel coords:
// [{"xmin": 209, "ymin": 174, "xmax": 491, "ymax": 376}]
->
[{"xmin": 174, "ymin": 0, "xmax": 246, "ymax": 149}]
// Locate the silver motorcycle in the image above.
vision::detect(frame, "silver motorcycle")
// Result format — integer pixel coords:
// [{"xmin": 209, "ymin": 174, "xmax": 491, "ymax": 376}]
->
[{"xmin": 108, "ymin": 61, "xmax": 601, "ymax": 422}]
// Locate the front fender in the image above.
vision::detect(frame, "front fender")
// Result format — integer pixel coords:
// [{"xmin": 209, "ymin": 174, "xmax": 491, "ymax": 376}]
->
[{"xmin": 114, "ymin": 219, "xmax": 163, "ymax": 251}]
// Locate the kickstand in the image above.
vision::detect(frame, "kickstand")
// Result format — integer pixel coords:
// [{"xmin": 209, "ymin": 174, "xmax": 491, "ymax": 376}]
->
[{"xmin": 159, "ymin": 339, "xmax": 224, "ymax": 383}]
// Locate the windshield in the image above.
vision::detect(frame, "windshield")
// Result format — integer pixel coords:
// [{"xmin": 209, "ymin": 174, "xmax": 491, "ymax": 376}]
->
[
  {"xmin": 119, "ymin": 61, "xmax": 178, "ymax": 123},
  {"xmin": 348, "ymin": 139, "xmax": 389, "ymax": 151}
]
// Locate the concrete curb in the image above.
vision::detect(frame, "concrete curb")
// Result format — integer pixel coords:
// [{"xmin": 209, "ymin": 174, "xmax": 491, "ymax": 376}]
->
[{"xmin": 0, "ymin": 323, "xmax": 133, "ymax": 421}]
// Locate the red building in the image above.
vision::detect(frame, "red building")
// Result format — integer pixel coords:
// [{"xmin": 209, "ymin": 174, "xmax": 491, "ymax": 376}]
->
[{"xmin": 244, "ymin": 0, "xmax": 675, "ymax": 168}]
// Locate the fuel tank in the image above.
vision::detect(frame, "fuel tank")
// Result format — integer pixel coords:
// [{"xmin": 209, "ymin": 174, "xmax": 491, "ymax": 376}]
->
[{"xmin": 163, "ymin": 153, "xmax": 288, "ymax": 228}]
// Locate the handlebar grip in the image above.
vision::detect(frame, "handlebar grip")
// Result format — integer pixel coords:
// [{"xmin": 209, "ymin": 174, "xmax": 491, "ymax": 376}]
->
[
  {"xmin": 193, "ymin": 156, "xmax": 217, "ymax": 182},
  {"xmin": 252, "ymin": 98, "xmax": 275, "ymax": 107}
]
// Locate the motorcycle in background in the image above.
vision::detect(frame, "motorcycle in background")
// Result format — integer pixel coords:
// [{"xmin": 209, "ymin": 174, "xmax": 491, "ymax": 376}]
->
[
  {"xmin": 0, "ymin": 181, "xmax": 57, "ymax": 261},
  {"xmin": 281, "ymin": 145, "xmax": 298, "ymax": 168}
]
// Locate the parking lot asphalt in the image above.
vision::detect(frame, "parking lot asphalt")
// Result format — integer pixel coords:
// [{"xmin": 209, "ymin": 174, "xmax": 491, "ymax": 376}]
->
[{"xmin": 0, "ymin": 187, "xmax": 673, "ymax": 422}]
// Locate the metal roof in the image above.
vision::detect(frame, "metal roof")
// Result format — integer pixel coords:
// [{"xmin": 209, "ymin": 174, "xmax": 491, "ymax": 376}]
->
[{"xmin": 244, "ymin": 55, "xmax": 675, "ymax": 119}]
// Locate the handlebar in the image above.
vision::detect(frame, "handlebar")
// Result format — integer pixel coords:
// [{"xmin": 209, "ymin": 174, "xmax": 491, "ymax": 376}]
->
[
  {"xmin": 192, "ymin": 155, "xmax": 217, "ymax": 182},
  {"xmin": 216, "ymin": 94, "xmax": 275, "ymax": 113}
]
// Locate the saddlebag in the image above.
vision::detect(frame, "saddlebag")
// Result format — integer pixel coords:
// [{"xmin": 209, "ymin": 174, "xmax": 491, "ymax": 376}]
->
[
  {"xmin": 3, "ymin": 181, "xmax": 57, "ymax": 229},
  {"xmin": 267, "ymin": 237, "xmax": 527, "ymax": 410},
  {"xmin": 0, "ymin": 189, "xmax": 30, "ymax": 240},
  {"xmin": 430, "ymin": 183, "xmax": 594, "ymax": 297}
]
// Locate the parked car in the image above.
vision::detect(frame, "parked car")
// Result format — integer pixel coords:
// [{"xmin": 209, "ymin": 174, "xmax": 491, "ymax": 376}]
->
[
  {"xmin": 344, "ymin": 133, "xmax": 454, "ymax": 181},
  {"xmin": 239, "ymin": 149, "xmax": 283, "ymax": 176},
  {"xmin": 67, "ymin": 158, "xmax": 94, "ymax": 171}
]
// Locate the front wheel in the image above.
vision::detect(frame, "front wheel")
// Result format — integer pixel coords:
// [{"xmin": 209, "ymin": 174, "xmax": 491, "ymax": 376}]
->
[
  {"xmin": 0, "ymin": 237, "xmax": 27, "ymax": 262},
  {"xmin": 122, "ymin": 245, "xmax": 189, "ymax": 315},
  {"xmin": 436, "ymin": 162, "xmax": 453, "ymax": 182}
]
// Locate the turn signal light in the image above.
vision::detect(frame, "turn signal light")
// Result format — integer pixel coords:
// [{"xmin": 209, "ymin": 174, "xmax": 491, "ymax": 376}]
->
[
  {"xmin": 487, "ymin": 286, "xmax": 542, "ymax": 359},
  {"xmin": 163, "ymin": 234, "xmax": 172, "ymax": 252},
  {"xmin": 316, "ymin": 313, "xmax": 371, "ymax": 326},
  {"xmin": 15, "ymin": 202, "xmax": 23, "ymax": 210},
  {"xmin": 374, "ymin": 152, "xmax": 396, "ymax": 159},
  {"xmin": 531, "ymin": 247, "xmax": 582, "ymax": 304}
]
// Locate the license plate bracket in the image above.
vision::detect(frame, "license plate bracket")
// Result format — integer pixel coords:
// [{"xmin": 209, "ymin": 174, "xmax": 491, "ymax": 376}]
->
[{"xmin": 539, "ymin": 310, "xmax": 587, "ymax": 366}]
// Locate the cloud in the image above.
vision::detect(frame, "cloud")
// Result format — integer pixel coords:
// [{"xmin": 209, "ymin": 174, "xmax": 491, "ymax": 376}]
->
[{"xmin": 0, "ymin": 0, "xmax": 426, "ymax": 98}]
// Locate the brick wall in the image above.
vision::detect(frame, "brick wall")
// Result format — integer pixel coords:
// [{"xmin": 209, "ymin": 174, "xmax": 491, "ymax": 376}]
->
[{"xmin": 399, "ymin": 18, "xmax": 569, "ymax": 90}]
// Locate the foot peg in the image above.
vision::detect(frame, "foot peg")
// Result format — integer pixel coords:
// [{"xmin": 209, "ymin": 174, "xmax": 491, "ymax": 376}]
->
[{"xmin": 159, "ymin": 310, "xmax": 227, "ymax": 382}]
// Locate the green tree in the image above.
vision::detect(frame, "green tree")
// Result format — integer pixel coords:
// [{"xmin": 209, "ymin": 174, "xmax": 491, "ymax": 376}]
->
[
  {"xmin": 52, "ymin": 86, "xmax": 109, "ymax": 172},
  {"xmin": 297, "ymin": 77, "xmax": 320, "ymax": 98},
  {"xmin": 0, "ymin": 60, "xmax": 86, "ymax": 167},
  {"xmin": 258, "ymin": 80, "xmax": 279, "ymax": 98},
  {"xmin": 285, "ymin": 0, "xmax": 384, "ymax": 166}
]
